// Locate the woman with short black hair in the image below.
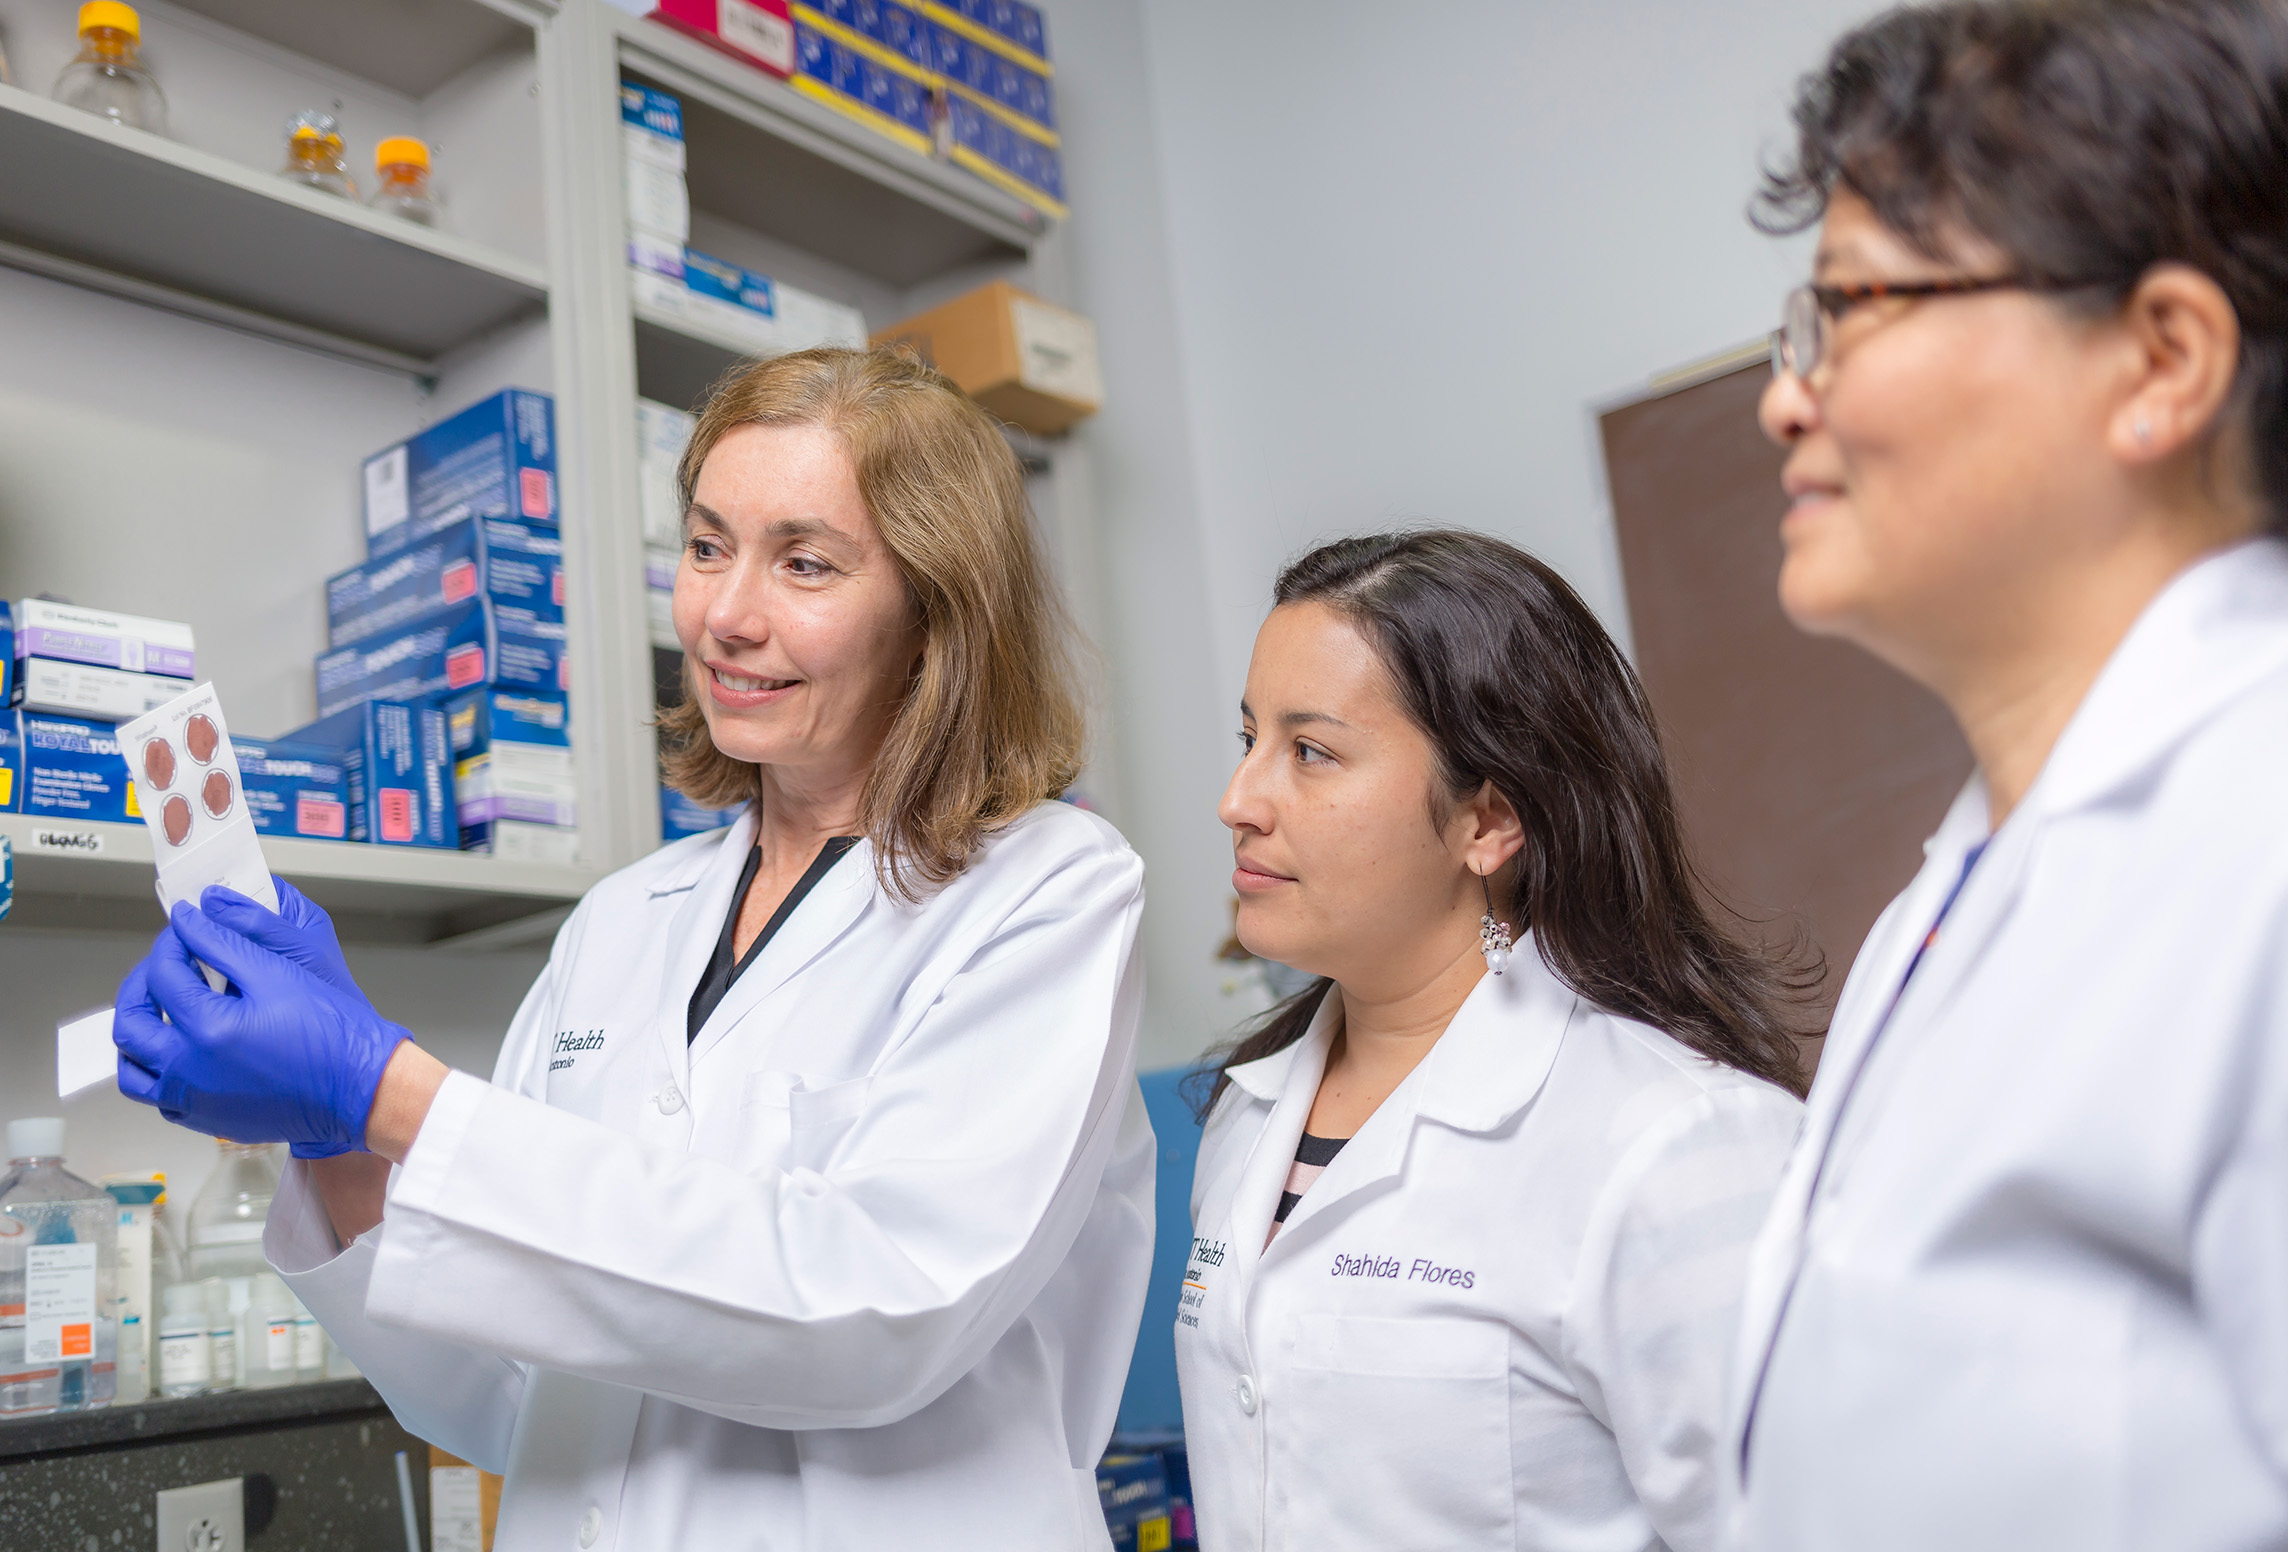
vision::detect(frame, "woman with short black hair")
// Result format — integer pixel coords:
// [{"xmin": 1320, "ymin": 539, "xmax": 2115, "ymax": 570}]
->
[
  {"xmin": 1730, "ymin": 3, "xmax": 2288, "ymax": 1547},
  {"xmin": 1176, "ymin": 530, "xmax": 1807, "ymax": 1551}
]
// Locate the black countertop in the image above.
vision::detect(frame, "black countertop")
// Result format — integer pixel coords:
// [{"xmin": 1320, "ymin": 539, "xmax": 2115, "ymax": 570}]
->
[{"xmin": 0, "ymin": 1378, "xmax": 389, "ymax": 1461}]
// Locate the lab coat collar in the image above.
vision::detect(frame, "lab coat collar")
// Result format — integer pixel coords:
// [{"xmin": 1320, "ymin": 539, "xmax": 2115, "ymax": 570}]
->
[
  {"xmin": 2025, "ymin": 538, "xmax": 2288, "ymax": 821},
  {"xmin": 1241, "ymin": 940, "xmax": 1576, "ymax": 1253},
  {"xmin": 1221, "ymin": 985, "xmax": 1340, "ymax": 1104},
  {"xmin": 649, "ymin": 810, "xmax": 761, "ymax": 1091},
  {"xmin": 686, "ymin": 834, "xmax": 881, "ymax": 1068}
]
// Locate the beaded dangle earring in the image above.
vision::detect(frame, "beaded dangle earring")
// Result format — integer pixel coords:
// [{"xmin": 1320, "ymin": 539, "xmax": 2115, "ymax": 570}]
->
[{"xmin": 1478, "ymin": 869, "xmax": 1514, "ymax": 976}]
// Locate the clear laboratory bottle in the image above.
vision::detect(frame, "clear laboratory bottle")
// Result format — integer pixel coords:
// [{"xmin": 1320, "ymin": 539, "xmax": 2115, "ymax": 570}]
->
[
  {"xmin": 281, "ymin": 109, "xmax": 357, "ymax": 199},
  {"xmin": 0, "ymin": 1119, "xmax": 118, "ymax": 1417},
  {"xmin": 201, "ymin": 1278, "xmax": 239, "ymax": 1392},
  {"xmin": 244, "ymin": 1274, "xmax": 297, "ymax": 1389},
  {"xmin": 185, "ymin": 1139, "xmax": 277, "ymax": 1285},
  {"xmin": 51, "ymin": 2, "xmax": 168, "ymax": 136},
  {"xmin": 370, "ymin": 137, "xmax": 439, "ymax": 226},
  {"xmin": 155, "ymin": 1282, "xmax": 212, "ymax": 1399}
]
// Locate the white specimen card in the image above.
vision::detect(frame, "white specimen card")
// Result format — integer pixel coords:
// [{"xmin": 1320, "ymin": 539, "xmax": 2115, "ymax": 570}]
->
[
  {"xmin": 24, "ymin": 1242, "xmax": 98, "ymax": 1362},
  {"xmin": 56, "ymin": 1007, "xmax": 117, "ymax": 1098},
  {"xmin": 119, "ymin": 683, "xmax": 277, "ymax": 917}
]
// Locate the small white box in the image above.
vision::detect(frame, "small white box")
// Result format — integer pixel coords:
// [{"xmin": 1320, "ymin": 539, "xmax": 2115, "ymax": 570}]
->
[{"xmin": 18, "ymin": 659, "xmax": 188, "ymax": 720}]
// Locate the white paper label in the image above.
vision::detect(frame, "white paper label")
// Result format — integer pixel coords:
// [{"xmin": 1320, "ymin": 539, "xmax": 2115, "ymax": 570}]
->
[
  {"xmin": 159, "ymin": 1329, "xmax": 211, "ymax": 1389},
  {"xmin": 364, "ymin": 446, "xmax": 411, "ymax": 539},
  {"xmin": 294, "ymin": 1317, "xmax": 323, "ymax": 1371},
  {"xmin": 431, "ymin": 1465, "xmax": 485, "ymax": 1552},
  {"xmin": 31, "ymin": 828, "xmax": 104, "ymax": 856},
  {"xmin": 1010, "ymin": 298, "xmax": 1105, "ymax": 407},
  {"xmin": 718, "ymin": 0, "xmax": 794, "ymax": 69},
  {"xmin": 209, "ymin": 1328, "xmax": 236, "ymax": 1383},
  {"xmin": 24, "ymin": 1244, "xmax": 98, "ymax": 1363}
]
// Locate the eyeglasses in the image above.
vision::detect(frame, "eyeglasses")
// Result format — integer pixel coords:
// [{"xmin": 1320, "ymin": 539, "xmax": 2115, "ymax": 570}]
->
[{"xmin": 1770, "ymin": 275, "xmax": 2079, "ymax": 380}]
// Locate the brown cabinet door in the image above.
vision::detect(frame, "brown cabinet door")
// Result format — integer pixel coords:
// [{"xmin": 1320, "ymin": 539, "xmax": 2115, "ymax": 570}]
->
[{"xmin": 1600, "ymin": 359, "xmax": 1972, "ymax": 1057}]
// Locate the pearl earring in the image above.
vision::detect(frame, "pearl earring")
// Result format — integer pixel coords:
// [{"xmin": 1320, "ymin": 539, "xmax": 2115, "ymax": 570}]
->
[
  {"xmin": 1478, "ymin": 871, "xmax": 1513, "ymax": 976},
  {"xmin": 2134, "ymin": 416, "xmax": 2154, "ymax": 445}
]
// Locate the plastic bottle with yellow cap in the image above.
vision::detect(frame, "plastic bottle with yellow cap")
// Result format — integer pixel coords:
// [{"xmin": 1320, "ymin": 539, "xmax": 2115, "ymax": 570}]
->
[
  {"xmin": 52, "ymin": 2, "xmax": 168, "ymax": 136},
  {"xmin": 280, "ymin": 109, "xmax": 357, "ymax": 200},
  {"xmin": 369, "ymin": 136, "xmax": 439, "ymax": 227}
]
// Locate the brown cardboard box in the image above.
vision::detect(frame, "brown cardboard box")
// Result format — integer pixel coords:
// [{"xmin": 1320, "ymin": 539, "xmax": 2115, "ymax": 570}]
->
[
  {"xmin": 430, "ymin": 1446, "xmax": 504, "ymax": 1550},
  {"xmin": 873, "ymin": 281, "xmax": 1103, "ymax": 435}
]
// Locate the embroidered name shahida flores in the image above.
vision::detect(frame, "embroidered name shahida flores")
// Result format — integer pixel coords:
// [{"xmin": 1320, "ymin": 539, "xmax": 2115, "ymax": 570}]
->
[{"xmin": 549, "ymin": 1030, "xmax": 606, "ymax": 1071}]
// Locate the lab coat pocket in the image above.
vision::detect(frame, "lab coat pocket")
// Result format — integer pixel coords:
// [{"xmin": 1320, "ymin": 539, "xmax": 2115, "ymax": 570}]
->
[
  {"xmin": 1273, "ymin": 1314, "xmax": 1513, "ymax": 1549},
  {"xmin": 786, "ymin": 1075, "xmax": 874, "ymax": 1174}
]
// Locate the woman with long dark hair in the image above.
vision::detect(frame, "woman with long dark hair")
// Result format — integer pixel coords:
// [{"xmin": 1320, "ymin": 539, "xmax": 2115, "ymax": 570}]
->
[
  {"xmin": 1173, "ymin": 530, "xmax": 1808, "ymax": 1551},
  {"xmin": 1727, "ymin": 4, "xmax": 2288, "ymax": 1548}
]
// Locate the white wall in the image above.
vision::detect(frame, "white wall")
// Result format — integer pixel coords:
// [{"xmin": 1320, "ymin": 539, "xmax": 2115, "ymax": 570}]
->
[{"xmin": 1054, "ymin": 0, "xmax": 1880, "ymax": 1069}]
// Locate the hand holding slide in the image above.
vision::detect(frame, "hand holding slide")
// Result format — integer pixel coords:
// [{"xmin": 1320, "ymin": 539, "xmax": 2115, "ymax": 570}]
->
[{"xmin": 112, "ymin": 887, "xmax": 412, "ymax": 1158}]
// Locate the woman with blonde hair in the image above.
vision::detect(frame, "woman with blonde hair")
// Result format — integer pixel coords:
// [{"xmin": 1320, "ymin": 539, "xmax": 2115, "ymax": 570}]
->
[{"xmin": 111, "ymin": 348, "xmax": 1154, "ymax": 1551}]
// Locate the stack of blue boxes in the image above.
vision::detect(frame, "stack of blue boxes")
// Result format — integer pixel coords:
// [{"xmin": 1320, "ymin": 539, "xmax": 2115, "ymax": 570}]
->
[{"xmin": 281, "ymin": 390, "xmax": 577, "ymax": 862}]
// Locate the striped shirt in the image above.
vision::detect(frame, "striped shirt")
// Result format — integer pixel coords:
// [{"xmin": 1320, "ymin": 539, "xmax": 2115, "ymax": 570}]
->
[{"xmin": 1266, "ymin": 1132, "xmax": 1349, "ymax": 1245}]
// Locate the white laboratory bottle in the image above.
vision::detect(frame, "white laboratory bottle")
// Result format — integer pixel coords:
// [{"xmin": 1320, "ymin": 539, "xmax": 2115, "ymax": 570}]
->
[
  {"xmin": 156, "ymin": 1282, "xmax": 212, "ymax": 1399},
  {"xmin": 291, "ymin": 1294, "xmax": 323, "ymax": 1381},
  {"xmin": 201, "ymin": 1278, "xmax": 238, "ymax": 1393},
  {"xmin": 244, "ymin": 1274, "xmax": 298, "ymax": 1389},
  {"xmin": 51, "ymin": 2, "xmax": 167, "ymax": 136},
  {"xmin": 0, "ymin": 1118, "xmax": 118, "ymax": 1417}
]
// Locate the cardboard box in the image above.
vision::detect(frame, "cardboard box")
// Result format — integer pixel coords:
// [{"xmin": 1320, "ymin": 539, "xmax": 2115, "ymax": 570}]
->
[
  {"xmin": 942, "ymin": 90, "xmax": 1065, "ymax": 220},
  {"xmin": 230, "ymin": 737, "xmax": 352, "ymax": 841},
  {"xmin": 315, "ymin": 599, "xmax": 569, "ymax": 719},
  {"xmin": 644, "ymin": 0, "xmax": 796, "ymax": 79},
  {"xmin": 874, "ymin": 280, "xmax": 1100, "ymax": 433},
  {"xmin": 0, "ymin": 710, "xmax": 19, "ymax": 813},
  {"xmin": 646, "ymin": 547, "xmax": 680, "ymax": 651},
  {"xmin": 460, "ymin": 817, "xmax": 581, "ymax": 863},
  {"xmin": 628, "ymin": 260, "xmax": 866, "ymax": 359},
  {"xmin": 921, "ymin": 0, "xmax": 1047, "ymax": 70},
  {"xmin": 1097, "ymin": 1453, "xmax": 1174, "ymax": 1552},
  {"xmin": 791, "ymin": 19, "xmax": 934, "ymax": 155},
  {"xmin": 662, "ymin": 783, "xmax": 740, "ymax": 842},
  {"xmin": 13, "ymin": 600, "xmax": 195, "ymax": 680},
  {"xmin": 20, "ymin": 712, "xmax": 140, "ymax": 824},
  {"xmin": 327, "ymin": 517, "xmax": 564, "ymax": 648},
  {"xmin": 797, "ymin": 0, "xmax": 932, "ymax": 74},
  {"xmin": 928, "ymin": 20, "xmax": 1055, "ymax": 141},
  {"xmin": 15, "ymin": 660, "xmax": 186, "ymax": 720},
  {"xmin": 362, "ymin": 390, "xmax": 558, "ymax": 558},
  {"xmin": 447, "ymin": 687, "xmax": 576, "ymax": 835},
  {"xmin": 280, "ymin": 701, "xmax": 454, "ymax": 848},
  {"xmin": 0, "ymin": 601, "xmax": 13, "ymax": 709},
  {"xmin": 638, "ymin": 399, "xmax": 696, "ymax": 548},
  {"xmin": 622, "ymin": 83, "xmax": 690, "ymax": 282}
]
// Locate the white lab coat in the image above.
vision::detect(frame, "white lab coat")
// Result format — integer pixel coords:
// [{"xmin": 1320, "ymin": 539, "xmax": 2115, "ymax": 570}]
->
[
  {"xmin": 1176, "ymin": 944, "xmax": 1801, "ymax": 1552},
  {"xmin": 1724, "ymin": 538, "xmax": 2288, "ymax": 1551},
  {"xmin": 265, "ymin": 800, "xmax": 1154, "ymax": 1552}
]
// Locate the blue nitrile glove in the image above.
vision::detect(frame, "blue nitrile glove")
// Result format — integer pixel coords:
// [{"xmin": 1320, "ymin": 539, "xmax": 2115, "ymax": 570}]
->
[
  {"xmin": 206, "ymin": 878, "xmax": 358, "ymax": 996},
  {"xmin": 112, "ymin": 899, "xmax": 411, "ymax": 1158}
]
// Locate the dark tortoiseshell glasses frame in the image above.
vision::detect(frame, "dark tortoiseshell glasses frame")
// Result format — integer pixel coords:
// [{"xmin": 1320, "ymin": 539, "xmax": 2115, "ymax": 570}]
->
[{"xmin": 1769, "ymin": 275, "xmax": 2100, "ymax": 379}]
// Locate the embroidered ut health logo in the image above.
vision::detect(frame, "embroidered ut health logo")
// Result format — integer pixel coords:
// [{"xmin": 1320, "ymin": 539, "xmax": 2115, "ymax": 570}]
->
[{"xmin": 549, "ymin": 1029, "xmax": 605, "ymax": 1072}]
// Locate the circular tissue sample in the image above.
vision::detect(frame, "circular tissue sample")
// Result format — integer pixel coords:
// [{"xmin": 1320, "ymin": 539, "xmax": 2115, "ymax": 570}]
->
[
  {"xmin": 162, "ymin": 795, "xmax": 193, "ymax": 847},
  {"xmin": 141, "ymin": 739, "xmax": 176, "ymax": 791},
  {"xmin": 202, "ymin": 769, "xmax": 234, "ymax": 819},
  {"xmin": 185, "ymin": 714, "xmax": 220, "ymax": 764}
]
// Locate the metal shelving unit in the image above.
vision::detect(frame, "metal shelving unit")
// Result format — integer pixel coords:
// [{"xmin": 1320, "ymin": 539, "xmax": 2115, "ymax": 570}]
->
[
  {"xmin": 0, "ymin": 81, "xmax": 548, "ymax": 372},
  {"xmin": 0, "ymin": 0, "xmax": 1061, "ymax": 951}
]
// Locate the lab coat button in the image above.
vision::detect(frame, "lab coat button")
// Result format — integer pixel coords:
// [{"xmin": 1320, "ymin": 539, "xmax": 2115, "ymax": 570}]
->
[
  {"xmin": 578, "ymin": 1505, "xmax": 602, "ymax": 1547},
  {"xmin": 1235, "ymin": 1373, "xmax": 1258, "ymax": 1415},
  {"xmin": 655, "ymin": 1087, "xmax": 684, "ymax": 1115}
]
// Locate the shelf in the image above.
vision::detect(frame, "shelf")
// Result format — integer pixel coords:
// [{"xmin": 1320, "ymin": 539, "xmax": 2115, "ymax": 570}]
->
[
  {"xmin": 634, "ymin": 297, "xmax": 754, "ymax": 412},
  {"xmin": 0, "ymin": 1379, "xmax": 388, "ymax": 1464},
  {"xmin": 167, "ymin": 0, "xmax": 535, "ymax": 99},
  {"xmin": 613, "ymin": 18, "xmax": 1043, "ymax": 287},
  {"xmin": 1, "ymin": 814, "xmax": 598, "ymax": 949},
  {"xmin": 0, "ymin": 82, "xmax": 550, "ymax": 371}
]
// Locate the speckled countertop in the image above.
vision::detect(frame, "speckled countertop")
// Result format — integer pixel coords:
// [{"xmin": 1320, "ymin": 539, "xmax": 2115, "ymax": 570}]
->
[{"xmin": 0, "ymin": 1379, "xmax": 386, "ymax": 1461}]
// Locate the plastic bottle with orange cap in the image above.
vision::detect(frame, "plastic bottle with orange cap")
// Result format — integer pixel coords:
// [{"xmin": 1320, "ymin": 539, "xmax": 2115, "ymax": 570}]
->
[
  {"xmin": 371, "ymin": 136, "xmax": 440, "ymax": 227},
  {"xmin": 52, "ymin": 1, "xmax": 168, "ymax": 136}
]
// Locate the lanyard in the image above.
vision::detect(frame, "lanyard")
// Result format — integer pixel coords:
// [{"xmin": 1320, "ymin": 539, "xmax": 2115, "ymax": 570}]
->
[{"xmin": 1737, "ymin": 838, "xmax": 1989, "ymax": 1475}]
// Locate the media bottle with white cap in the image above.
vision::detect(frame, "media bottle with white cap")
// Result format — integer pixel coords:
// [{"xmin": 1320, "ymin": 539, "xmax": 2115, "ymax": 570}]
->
[
  {"xmin": 185, "ymin": 1140, "xmax": 280, "ymax": 1390},
  {"xmin": 0, "ymin": 1118, "xmax": 118, "ymax": 1416}
]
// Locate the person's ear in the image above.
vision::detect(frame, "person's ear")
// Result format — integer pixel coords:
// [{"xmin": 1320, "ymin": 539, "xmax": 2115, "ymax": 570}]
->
[
  {"xmin": 2108, "ymin": 262, "xmax": 2243, "ymax": 467},
  {"xmin": 1458, "ymin": 781, "xmax": 1524, "ymax": 880}
]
